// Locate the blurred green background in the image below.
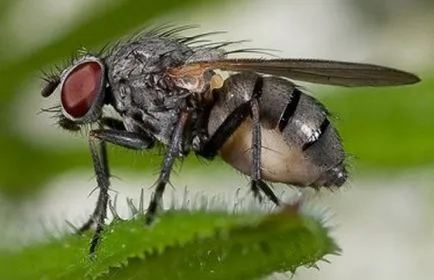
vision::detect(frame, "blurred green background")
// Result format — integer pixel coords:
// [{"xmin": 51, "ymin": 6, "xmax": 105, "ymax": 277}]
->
[{"xmin": 0, "ymin": 0, "xmax": 433, "ymax": 279}]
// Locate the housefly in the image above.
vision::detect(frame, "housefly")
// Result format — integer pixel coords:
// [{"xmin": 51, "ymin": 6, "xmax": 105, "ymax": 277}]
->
[{"xmin": 40, "ymin": 25, "xmax": 420, "ymax": 254}]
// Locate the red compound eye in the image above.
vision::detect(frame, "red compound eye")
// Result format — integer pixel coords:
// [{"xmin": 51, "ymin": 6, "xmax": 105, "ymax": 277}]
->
[{"xmin": 61, "ymin": 61, "xmax": 103, "ymax": 118}]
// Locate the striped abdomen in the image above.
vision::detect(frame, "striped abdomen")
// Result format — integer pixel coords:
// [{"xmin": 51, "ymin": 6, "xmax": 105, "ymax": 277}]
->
[{"xmin": 207, "ymin": 72, "xmax": 347, "ymax": 188}]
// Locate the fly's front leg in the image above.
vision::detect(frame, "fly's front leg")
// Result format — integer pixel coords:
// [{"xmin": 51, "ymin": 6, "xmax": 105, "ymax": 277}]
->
[
  {"xmin": 85, "ymin": 134, "xmax": 110, "ymax": 255},
  {"xmin": 250, "ymin": 77, "xmax": 280, "ymax": 206},
  {"xmin": 77, "ymin": 118, "xmax": 152, "ymax": 232},
  {"xmin": 145, "ymin": 111, "xmax": 190, "ymax": 225},
  {"xmin": 76, "ymin": 128, "xmax": 111, "ymax": 236},
  {"xmin": 78, "ymin": 118, "xmax": 155, "ymax": 255}
]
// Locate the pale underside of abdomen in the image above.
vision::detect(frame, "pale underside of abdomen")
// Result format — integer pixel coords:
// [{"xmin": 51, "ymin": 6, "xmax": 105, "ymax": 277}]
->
[{"xmin": 218, "ymin": 118, "xmax": 324, "ymax": 186}]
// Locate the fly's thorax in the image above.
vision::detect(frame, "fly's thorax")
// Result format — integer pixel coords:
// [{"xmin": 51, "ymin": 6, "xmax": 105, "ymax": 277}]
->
[
  {"xmin": 106, "ymin": 37, "xmax": 194, "ymax": 78},
  {"xmin": 105, "ymin": 37, "xmax": 194, "ymax": 113},
  {"xmin": 101, "ymin": 37, "xmax": 191, "ymax": 144},
  {"xmin": 208, "ymin": 72, "xmax": 347, "ymax": 188}
]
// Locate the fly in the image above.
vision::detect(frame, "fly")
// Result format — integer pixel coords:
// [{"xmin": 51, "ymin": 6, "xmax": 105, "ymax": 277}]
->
[{"xmin": 40, "ymin": 25, "xmax": 420, "ymax": 254}]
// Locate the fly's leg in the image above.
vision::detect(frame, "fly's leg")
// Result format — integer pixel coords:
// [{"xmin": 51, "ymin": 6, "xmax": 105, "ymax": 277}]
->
[
  {"xmin": 77, "ymin": 118, "xmax": 153, "ymax": 233},
  {"xmin": 145, "ymin": 111, "xmax": 190, "ymax": 225},
  {"xmin": 196, "ymin": 76, "xmax": 280, "ymax": 206},
  {"xmin": 195, "ymin": 102, "xmax": 263, "ymax": 198},
  {"xmin": 77, "ymin": 118, "xmax": 155, "ymax": 255},
  {"xmin": 76, "ymin": 121, "xmax": 114, "ymax": 235},
  {"xmin": 85, "ymin": 134, "xmax": 110, "ymax": 256},
  {"xmin": 250, "ymin": 98, "xmax": 280, "ymax": 206},
  {"xmin": 249, "ymin": 98, "xmax": 264, "ymax": 202},
  {"xmin": 89, "ymin": 129, "xmax": 155, "ymax": 150},
  {"xmin": 196, "ymin": 102, "xmax": 251, "ymax": 159},
  {"xmin": 250, "ymin": 77, "xmax": 280, "ymax": 205}
]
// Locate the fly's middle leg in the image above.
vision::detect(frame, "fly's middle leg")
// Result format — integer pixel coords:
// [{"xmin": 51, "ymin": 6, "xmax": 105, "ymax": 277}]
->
[{"xmin": 145, "ymin": 111, "xmax": 190, "ymax": 225}]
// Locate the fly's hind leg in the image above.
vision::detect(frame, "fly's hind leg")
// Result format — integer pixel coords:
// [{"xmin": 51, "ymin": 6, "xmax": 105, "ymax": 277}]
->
[
  {"xmin": 250, "ymin": 77, "xmax": 280, "ymax": 206},
  {"xmin": 250, "ymin": 100, "xmax": 280, "ymax": 205},
  {"xmin": 196, "ymin": 76, "xmax": 280, "ymax": 206},
  {"xmin": 196, "ymin": 102, "xmax": 251, "ymax": 159}
]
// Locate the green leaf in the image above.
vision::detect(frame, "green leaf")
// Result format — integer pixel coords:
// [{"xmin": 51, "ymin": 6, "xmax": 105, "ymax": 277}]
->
[{"xmin": 0, "ymin": 207, "xmax": 339, "ymax": 280}]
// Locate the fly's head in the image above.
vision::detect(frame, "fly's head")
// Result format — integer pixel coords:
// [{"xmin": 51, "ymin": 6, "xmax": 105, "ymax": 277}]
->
[{"xmin": 41, "ymin": 54, "xmax": 107, "ymax": 130}]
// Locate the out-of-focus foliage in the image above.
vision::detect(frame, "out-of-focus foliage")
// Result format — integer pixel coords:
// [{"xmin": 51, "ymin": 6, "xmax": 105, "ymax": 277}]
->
[
  {"xmin": 349, "ymin": 0, "xmax": 434, "ymax": 24},
  {"xmin": 321, "ymin": 77, "xmax": 434, "ymax": 170}
]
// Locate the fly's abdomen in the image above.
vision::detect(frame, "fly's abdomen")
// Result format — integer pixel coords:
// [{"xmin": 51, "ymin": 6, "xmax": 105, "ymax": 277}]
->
[
  {"xmin": 262, "ymin": 79, "xmax": 347, "ymax": 187},
  {"xmin": 210, "ymin": 73, "xmax": 347, "ymax": 188}
]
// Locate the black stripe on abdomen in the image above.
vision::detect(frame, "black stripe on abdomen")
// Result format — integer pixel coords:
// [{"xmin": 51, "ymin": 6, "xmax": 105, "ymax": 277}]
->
[
  {"xmin": 302, "ymin": 118, "xmax": 330, "ymax": 151},
  {"xmin": 278, "ymin": 88, "xmax": 302, "ymax": 131},
  {"xmin": 252, "ymin": 76, "xmax": 264, "ymax": 99}
]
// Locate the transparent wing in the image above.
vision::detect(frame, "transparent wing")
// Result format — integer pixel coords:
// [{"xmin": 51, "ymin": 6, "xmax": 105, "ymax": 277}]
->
[{"xmin": 168, "ymin": 58, "xmax": 420, "ymax": 87}]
